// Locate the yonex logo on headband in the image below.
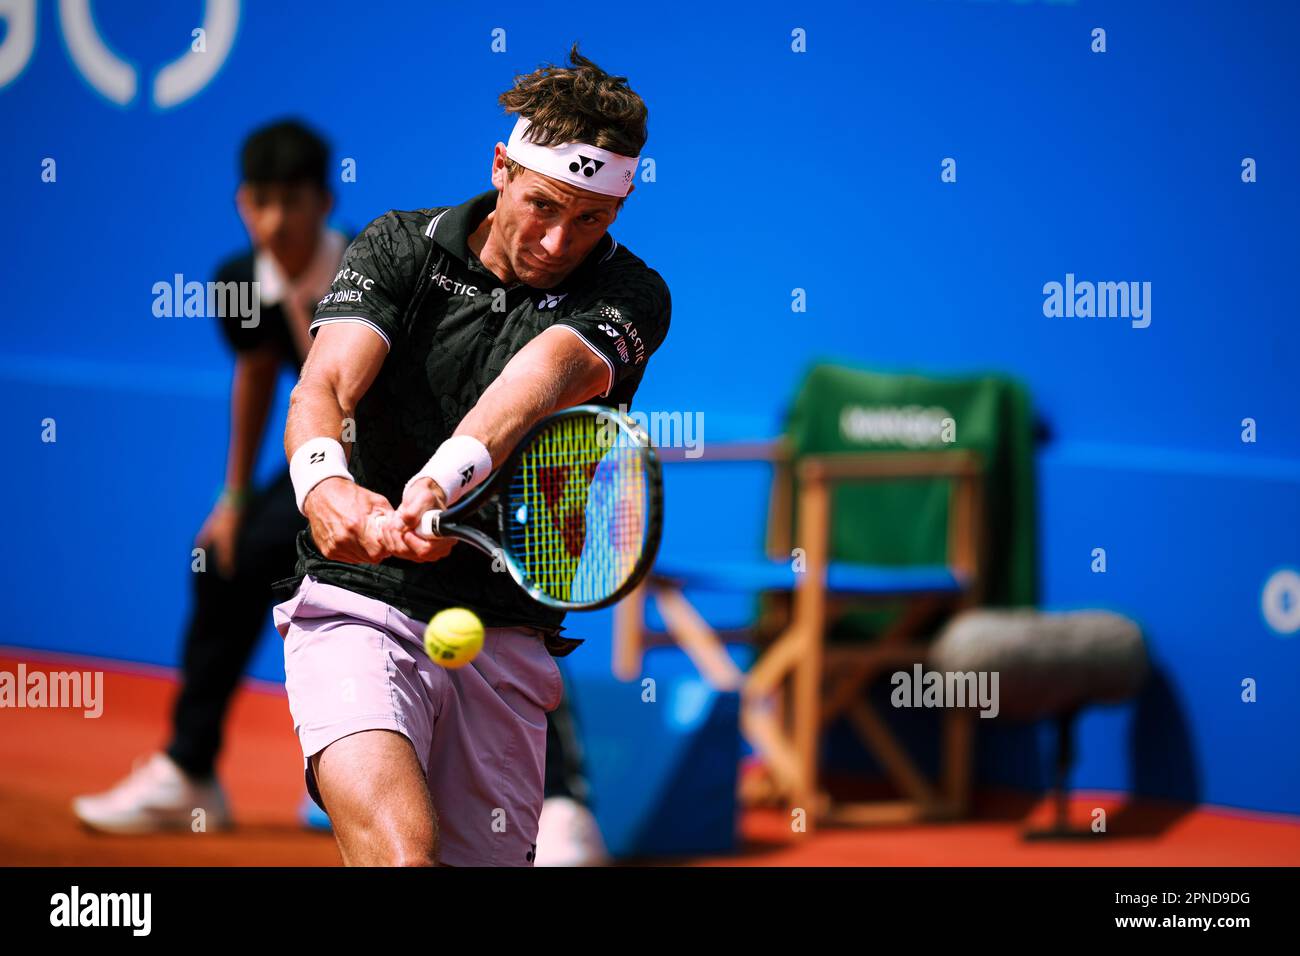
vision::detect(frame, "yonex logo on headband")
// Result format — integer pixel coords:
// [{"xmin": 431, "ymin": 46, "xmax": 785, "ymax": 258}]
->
[{"xmin": 570, "ymin": 156, "xmax": 605, "ymax": 178}]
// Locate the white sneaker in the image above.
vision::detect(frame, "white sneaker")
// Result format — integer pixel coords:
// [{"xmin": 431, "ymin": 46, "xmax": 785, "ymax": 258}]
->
[
  {"xmin": 72, "ymin": 753, "xmax": 231, "ymax": 834},
  {"xmin": 534, "ymin": 796, "xmax": 609, "ymax": 867}
]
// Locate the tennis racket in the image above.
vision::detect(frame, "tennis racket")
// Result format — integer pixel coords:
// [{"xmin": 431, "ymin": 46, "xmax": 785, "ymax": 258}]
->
[{"xmin": 416, "ymin": 404, "xmax": 663, "ymax": 611}]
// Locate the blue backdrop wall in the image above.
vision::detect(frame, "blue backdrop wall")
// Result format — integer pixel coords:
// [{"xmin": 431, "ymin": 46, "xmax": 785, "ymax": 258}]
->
[{"xmin": 1, "ymin": 0, "xmax": 1296, "ymax": 814}]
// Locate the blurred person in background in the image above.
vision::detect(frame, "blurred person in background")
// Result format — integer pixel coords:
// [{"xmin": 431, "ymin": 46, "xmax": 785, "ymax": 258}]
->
[{"xmin": 73, "ymin": 119, "xmax": 344, "ymax": 832}]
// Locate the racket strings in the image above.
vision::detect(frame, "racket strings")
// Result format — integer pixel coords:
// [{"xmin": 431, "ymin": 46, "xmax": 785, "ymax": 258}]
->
[{"xmin": 506, "ymin": 415, "xmax": 649, "ymax": 603}]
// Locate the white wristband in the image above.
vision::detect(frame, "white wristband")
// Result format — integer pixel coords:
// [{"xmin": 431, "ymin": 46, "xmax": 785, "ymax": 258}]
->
[
  {"xmin": 405, "ymin": 435, "xmax": 493, "ymax": 506},
  {"xmin": 290, "ymin": 437, "xmax": 353, "ymax": 514}
]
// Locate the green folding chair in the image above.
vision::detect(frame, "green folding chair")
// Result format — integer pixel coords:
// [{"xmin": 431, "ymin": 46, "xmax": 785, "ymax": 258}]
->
[{"xmin": 613, "ymin": 362, "xmax": 1037, "ymax": 829}]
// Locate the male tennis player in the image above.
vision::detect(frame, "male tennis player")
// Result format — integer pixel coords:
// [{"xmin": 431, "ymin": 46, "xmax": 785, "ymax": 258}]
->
[{"xmin": 272, "ymin": 44, "xmax": 670, "ymax": 866}]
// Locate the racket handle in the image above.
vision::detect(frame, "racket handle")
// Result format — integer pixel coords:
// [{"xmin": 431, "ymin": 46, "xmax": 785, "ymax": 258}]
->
[{"xmin": 418, "ymin": 509, "xmax": 444, "ymax": 540}]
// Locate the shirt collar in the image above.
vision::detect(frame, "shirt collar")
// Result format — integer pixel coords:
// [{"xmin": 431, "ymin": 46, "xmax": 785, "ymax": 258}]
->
[
  {"xmin": 255, "ymin": 227, "xmax": 346, "ymax": 306},
  {"xmin": 429, "ymin": 188, "xmax": 613, "ymax": 289}
]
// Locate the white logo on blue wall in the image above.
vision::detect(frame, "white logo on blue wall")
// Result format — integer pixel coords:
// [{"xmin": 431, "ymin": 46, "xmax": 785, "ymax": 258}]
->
[
  {"xmin": 0, "ymin": 0, "xmax": 37, "ymax": 91},
  {"xmin": 1261, "ymin": 568, "xmax": 1300, "ymax": 636},
  {"xmin": 0, "ymin": 0, "xmax": 239, "ymax": 108}
]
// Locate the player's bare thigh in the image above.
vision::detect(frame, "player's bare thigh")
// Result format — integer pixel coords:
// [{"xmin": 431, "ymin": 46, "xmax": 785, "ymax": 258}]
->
[{"xmin": 311, "ymin": 729, "xmax": 440, "ymax": 866}]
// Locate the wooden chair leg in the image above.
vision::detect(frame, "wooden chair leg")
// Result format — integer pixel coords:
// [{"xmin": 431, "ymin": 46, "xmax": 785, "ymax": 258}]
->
[
  {"xmin": 790, "ymin": 623, "xmax": 823, "ymax": 830},
  {"xmin": 741, "ymin": 698, "xmax": 804, "ymax": 797},
  {"xmin": 787, "ymin": 473, "xmax": 832, "ymax": 829},
  {"xmin": 941, "ymin": 709, "xmax": 974, "ymax": 818},
  {"xmin": 612, "ymin": 581, "xmax": 648, "ymax": 681},
  {"xmin": 654, "ymin": 586, "xmax": 744, "ymax": 691}
]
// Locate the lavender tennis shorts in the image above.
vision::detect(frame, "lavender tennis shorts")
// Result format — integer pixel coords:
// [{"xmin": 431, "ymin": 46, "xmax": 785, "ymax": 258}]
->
[{"xmin": 272, "ymin": 574, "xmax": 564, "ymax": 867}]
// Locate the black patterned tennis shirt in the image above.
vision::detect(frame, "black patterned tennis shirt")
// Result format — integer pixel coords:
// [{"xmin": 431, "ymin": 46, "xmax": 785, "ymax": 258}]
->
[{"xmin": 293, "ymin": 188, "xmax": 671, "ymax": 633}]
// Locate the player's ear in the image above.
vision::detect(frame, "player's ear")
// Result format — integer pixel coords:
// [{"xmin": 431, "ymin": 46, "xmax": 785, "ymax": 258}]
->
[{"xmin": 490, "ymin": 143, "xmax": 509, "ymax": 191}]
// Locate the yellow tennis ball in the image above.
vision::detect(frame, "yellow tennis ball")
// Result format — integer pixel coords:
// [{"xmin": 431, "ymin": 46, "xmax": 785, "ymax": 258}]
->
[{"xmin": 424, "ymin": 608, "xmax": 484, "ymax": 669}]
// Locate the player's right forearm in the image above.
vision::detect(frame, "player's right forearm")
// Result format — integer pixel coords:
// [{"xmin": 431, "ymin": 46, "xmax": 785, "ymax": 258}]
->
[
  {"xmin": 285, "ymin": 378, "xmax": 352, "ymax": 463},
  {"xmin": 284, "ymin": 324, "xmax": 387, "ymax": 466},
  {"xmin": 284, "ymin": 324, "xmax": 388, "ymax": 515}
]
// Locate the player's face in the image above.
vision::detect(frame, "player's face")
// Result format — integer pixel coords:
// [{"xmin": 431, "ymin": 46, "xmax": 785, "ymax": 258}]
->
[
  {"xmin": 235, "ymin": 181, "xmax": 333, "ymax": 276},
  {"xmin": 493, "ymin": 157, "xmax": 629, "ymax": 287}
]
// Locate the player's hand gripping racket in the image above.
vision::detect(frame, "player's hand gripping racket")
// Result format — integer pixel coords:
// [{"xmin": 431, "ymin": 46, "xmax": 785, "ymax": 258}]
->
[{"xmin": 416, "ymin": 404, "xmax": 662, "ymax": 611}]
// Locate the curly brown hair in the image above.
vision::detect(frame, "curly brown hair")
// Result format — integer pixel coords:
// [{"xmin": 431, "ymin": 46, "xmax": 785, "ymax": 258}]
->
[{"xmin": 498, "ymin": 42, "xmax": 647, "ymax": 197}]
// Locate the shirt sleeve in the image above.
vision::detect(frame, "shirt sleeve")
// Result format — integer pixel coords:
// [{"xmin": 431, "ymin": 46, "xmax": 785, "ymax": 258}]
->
[
  {"xmin": 309, "ymin": 211, "xmax": 420, "ymax": 351},
  {"xmin": 552, "ymin": 267, "xmax": 672, "ymax": 399}
]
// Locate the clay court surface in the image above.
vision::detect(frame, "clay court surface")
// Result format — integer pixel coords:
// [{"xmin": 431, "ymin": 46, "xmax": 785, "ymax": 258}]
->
[{"xmin": 3, "ymin": 650, "xmax": 1298, "ymax": 867}]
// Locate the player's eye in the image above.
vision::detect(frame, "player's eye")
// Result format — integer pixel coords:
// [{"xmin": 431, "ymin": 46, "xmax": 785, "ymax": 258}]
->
[{"xmin": 531, "ymin": 199, "xmax": 548, "ymax": 211}]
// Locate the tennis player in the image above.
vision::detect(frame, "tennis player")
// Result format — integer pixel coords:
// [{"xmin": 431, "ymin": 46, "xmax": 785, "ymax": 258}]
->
[{"xmin": 272, "ymin": 44, "xmax": 670, "ymax": 866}]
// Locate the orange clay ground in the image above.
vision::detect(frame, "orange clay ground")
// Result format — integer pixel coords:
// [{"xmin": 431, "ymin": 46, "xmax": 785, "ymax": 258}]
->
[{"xmin": 2, "ymin": 649, "xmax": 1298, "ymax": 867}]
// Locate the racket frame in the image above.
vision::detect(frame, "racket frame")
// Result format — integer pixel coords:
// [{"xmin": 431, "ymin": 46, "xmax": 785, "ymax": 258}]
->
[{"xmin": 420, "ymin": 403, "xmax": 663, "ymax": 611}]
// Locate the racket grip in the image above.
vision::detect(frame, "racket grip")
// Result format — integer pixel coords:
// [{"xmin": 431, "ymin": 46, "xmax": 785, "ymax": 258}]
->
[{"xmin": 418, "ymin": 509, "xmax": 443, "ymax": 540}]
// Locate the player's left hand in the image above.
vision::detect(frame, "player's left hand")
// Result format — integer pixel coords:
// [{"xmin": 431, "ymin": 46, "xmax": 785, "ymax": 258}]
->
[{"xmin": 374, "ymin": 477, "xmax": 457, "ymax": 563}]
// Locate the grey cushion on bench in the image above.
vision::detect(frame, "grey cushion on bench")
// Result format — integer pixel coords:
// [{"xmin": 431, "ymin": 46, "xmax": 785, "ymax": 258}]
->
[{"xmin": 928, "ymin": 609, "xmax": 1148, "ymax": 721}]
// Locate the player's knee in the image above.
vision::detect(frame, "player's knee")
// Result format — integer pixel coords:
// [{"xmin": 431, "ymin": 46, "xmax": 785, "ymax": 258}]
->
[
  {"xmin": 386, "ymin": 846, "xmax": 438, "ymax": 867},
  {"xmin": 338, "ymin": 812, "xmax": 437, "ymax": 866},
  {"xmin": 312, "ymin": 731, "xmax": 438, "ymax": 862}
]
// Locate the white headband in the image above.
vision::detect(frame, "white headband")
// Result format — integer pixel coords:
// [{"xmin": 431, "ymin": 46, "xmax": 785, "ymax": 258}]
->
[{"xmin": 505, "ymin": 115, "xmax": 638, "ymax": 198}]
